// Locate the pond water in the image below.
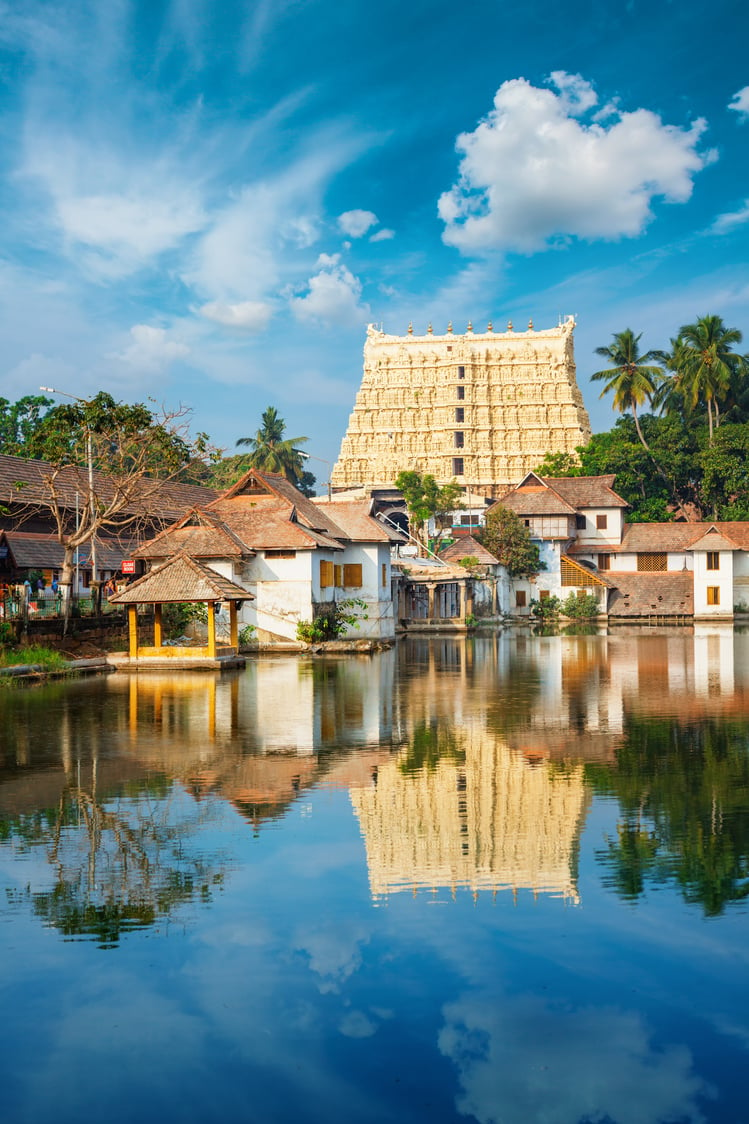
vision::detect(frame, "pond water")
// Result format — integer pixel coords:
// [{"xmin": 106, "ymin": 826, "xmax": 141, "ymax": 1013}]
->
[{"xmin": 1, "ymin": 629, "xmax": 749, "ymax": 1124}]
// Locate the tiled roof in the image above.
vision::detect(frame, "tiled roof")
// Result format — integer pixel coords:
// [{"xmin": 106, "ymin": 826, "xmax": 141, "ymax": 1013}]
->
[
  {"xmin": 607, "ymin": 572, "xmax": 693, "ymax": 617},
  {"xmin": 134, "ymin": 510, "xmax": 248, "ymax": 560},
  {"xmin": 1, "ymin": 530, "xmax": 138, "ymax": 570},
  {"xmin": 543, "ymin": 475, "xmax": 628, "ymax": 509},
  {"xmin": 110, "ymin": 553, "xmax": 252, "ymax": 604},
  {"xmin": 0, "ymin": 453, "xmax": 217, "ymax": 522},
  {"xmin": 211, "ymin": 469, "xmax": 341, "ymax": 535},
  {"xmin": 311, "ymin": 498, "xmax": 395, "ymax": 542},
  {"xmin": 439, "ymin": 535, "xmax": 500, "ymax": 565},
  {"xmin": 492, "ymin": 473, "xmax": 628, "ymax": 517},
  {"xmin": 619, "ymin": 521, "xmax": 749, "ymax": 552}
]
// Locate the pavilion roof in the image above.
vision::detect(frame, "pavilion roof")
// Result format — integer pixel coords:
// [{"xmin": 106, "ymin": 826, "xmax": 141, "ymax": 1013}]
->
[{"xmin": 109, "ymin": 553, "xmax": 253, "ymax": 604}]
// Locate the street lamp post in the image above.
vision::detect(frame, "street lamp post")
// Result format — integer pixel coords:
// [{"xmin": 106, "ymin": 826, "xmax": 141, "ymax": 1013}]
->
[
  {"xmin": 40, "ymin": 386, "xmax": 97, "ymax": 588},
  {"xmin": 299, "ymin": 452, "xmax": 332, "ymax": 501}
]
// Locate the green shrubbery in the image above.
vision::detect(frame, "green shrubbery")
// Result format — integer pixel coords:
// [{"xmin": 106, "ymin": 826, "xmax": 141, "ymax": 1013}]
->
[
  {"xmin": 296, "ymin": 598, "xmax": 368, "ymax": 643},
  {"xmin": 530, "ymin": 592, "xmax": 601, "ymax": 620}
]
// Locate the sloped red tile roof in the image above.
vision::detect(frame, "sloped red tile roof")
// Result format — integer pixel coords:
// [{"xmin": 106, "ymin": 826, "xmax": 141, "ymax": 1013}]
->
[
  {"xmin": 1, "ymin": 530, "xmax": 138, "ymax": 570},
  {"xmin": 607, "ymin": 572, "xmax": 693, "ymax": 617},
  {"xmin": 492, "ymin": 473, "xmax": 628, "ymax": 517},
  {"xmin": 0, "ymin": 452, "xmax": 217, "ymax": 522},
  {"xmin": 619, "ymin": 522, "xmax": 749, "ymax": 552},
  {"xmin": 439, "ymin": 535, "xmax": 500, "ymax": 565},
  {"xmin": 311, "ymin": 498, "xmax": 394, "ymax": 543}
]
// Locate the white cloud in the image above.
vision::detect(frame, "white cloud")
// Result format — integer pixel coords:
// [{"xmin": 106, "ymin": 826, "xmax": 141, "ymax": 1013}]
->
[
  {"xmin": 21, "ymin": 135, "xmax": 206, "ymax": 278},
  {"xmin": 710, "ymin": 200, "xmax": 749, "ymax": 234},
  {"xmin": 728, "ymin": 87, "xmax": 749, "ymax": 120},
  {"xmin": 115, "ymin": 324, "xmax": 189, "ymax": 372},
  {"xmin": 439, "ymin": 73, "xmax": 712, "ymax": 254},
  {"xmin": 369, "ymin": 228, "xmax": 395, "ymax": 242},
  {"xmin": 198, "ymin": 300, "xmax": 274, "ymax": 331},
  {"xmin": 338, "ymin": 209, "xmax": 378, "ymax": 238},
  {"xmin": 290, "ymin": 254, "xmax": 369, "ymax": 325},
  {"xmin": 440, "ymin": 994, "xmax": 710, "ymax": 1124}
]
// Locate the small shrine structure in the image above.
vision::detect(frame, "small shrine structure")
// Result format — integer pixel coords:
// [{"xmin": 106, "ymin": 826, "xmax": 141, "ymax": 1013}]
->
[{"xmin": 108, "ymin": 552, "xmax": 252, "ymax": 670}]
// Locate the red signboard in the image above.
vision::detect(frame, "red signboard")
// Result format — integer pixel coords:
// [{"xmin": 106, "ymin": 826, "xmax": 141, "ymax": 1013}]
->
[{"xmin": 121, "ymin": 560, "xmax": 136, "ymax": 574}]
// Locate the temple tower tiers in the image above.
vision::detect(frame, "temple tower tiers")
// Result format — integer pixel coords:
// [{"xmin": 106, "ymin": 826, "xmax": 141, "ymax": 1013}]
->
[{"xmin": 332, "ymin": 318, "xmax": 591, "ymax": 497}]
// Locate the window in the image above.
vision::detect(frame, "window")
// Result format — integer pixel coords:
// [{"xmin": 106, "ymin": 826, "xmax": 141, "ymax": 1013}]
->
[
  {"xmin": 457, "ymin": 365, "xmax": 465, "ymax": 379},
  {"xmin": 524, "ymin": 519, "xmax": 530, "ymax": 527},
  {"xmin": 706, "ymin": 551, "xmax": 720, "ymax": 571},
  {"xmin": 460, "ymin": 515, "xmax": 472, "ymax": 526},
  {"xmin": 637, "ymin": 553, "xmax": 667, "ymax": 573},
  {"xmin": 597, "ymin": 554, "xmax": 611, "ymax": 571},
  {"xmin": 455, "ymin": 407, "xmax": 464, "ymax": 423},
  {"xmin": 453, "ymin": 457, "xmax": 464, "ymax": 475},
  {"xmin": 539, "ymin": 590, "xmax": 550, "ymax": 601},
  {"xmin": 707, "ymin": 586, "xmax": 720, "ymax": 606},
  {"xmin": 334, "ymin": 564, "xmax": 343, "ymax": 588},
  {"xmin": 343, "ymin": 563, "xmax": 363, "ymax": 588},
  {"xmin": 515, "ymin": 590, "xmax": 527, "ymax": 608},
  {"xmin": 382, "ymin": 562, "xmax": 387, "ymax": 588},
  {"xmin": 575, "ymin": 514, "xmax": 586, "ymax": 530},
  {"xmin": 454, "ymin": 431, "xmax": 464, "ymax": 448},
  {"xmin": 265, "ymin": 549, "xmax": 295, "ymax": 559},
  {"xmin": 320, "ymin": 560, "xmax": 334, "ymax": 587},
  {"xmin": 456, "ymin": 385, "xmax": 465, "ymax": 400},
  {"xmin": 596, "ymin": 514, "xmax": 608, "ymax": 530}
]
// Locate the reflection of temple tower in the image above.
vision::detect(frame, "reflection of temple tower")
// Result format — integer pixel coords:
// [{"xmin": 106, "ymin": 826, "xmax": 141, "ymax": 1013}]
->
[
  {"xmin": 332, "ymin": 320, "xmax": 591, "ymax": 497},
  {"xmin": 350, "ymin": 731, "xmax": 589, "ymax": 902}
]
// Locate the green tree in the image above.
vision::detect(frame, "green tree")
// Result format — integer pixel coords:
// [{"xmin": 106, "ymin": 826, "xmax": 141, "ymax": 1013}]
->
[
  {"xmin": 672, "ymin": 315, "xmax": 746, "ymax": 443},
  {"xmin": 0, "ymin": 394, "xmax": 54, "ymax": 456},
  {"xmin": 236, "ymin": 406, "xmax": 308, "ymax": 481},
  {"xmin": 395, "ymin": 470, "xmax": 464, "ymax": 551},
  {"xmin": 481, "ymin": 505, "xmax": 543, "ymax": 577},
  {"xmin": 591, "ymin": 329, "xmax": 664, "ymax": 453},
  {"xmin": 21, "ymin": 392, "xmax": 213, "ymax": 608}
]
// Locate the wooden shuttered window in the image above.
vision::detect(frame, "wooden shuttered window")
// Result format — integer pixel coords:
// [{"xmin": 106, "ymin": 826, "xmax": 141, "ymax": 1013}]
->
[
  {"xmin": 320, "ymin": 560, "xmax": 334, "ymax": 588},
  {"xmin": 707, "ymin": 586, "xmax": 720, "ymax": 606},
  {"xmin": 334, "ymin": 564, "xmax": 343, "ymax": 588},
  {"xmin": 343, "ymin": 563, "xmax": 363, "ymax": 588}
]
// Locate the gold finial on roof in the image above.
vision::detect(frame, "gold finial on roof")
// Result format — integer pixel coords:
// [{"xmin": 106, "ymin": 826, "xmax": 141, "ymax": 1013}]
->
[
  {"xmin": 427, "ymin": 322, "xmax": 433, "ymax": 334},
  {"xmin": 467, "ymin": 320, "xmax": 473, "ymax": 332},
  {"xmin": 487, "ymin": 321, "xmax": 493, "ymax": 332},
  {"xmin": 507, "ymin": 320, "xmax": 513, "ymax": 331},
  {"xmin": 407, "ymin": 321, "xmax": 413, "ymax": 334},
  {"xmin": 528, "ymin": 318, "xmax": 534, "ymax": 330},
  {"xmin": 447, "ymin": 321, "xmax": 453, "ymax": 334}
]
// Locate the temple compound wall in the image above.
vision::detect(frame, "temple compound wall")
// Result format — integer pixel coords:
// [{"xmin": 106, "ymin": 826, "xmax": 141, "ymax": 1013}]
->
[{"xmin": 332, "ymin": 319, "xmax": 591, "ymax": 497}]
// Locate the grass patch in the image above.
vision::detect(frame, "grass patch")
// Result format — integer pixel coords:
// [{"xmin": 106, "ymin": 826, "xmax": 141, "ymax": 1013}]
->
[{"xmin": 0, "ymin": 645, "xmax": 68, "ymax": 670}]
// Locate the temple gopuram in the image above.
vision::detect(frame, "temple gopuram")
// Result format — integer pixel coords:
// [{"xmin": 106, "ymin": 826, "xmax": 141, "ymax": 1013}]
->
[{"xmin": 331, "ymin": 318, "xmax": 591, "ymax": 497}]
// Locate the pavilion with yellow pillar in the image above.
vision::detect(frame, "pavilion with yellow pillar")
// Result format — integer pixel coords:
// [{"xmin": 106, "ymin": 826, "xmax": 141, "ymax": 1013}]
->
[{"xmin": 108, "ymin": 552, "xmax": 252, "ymax": 670}]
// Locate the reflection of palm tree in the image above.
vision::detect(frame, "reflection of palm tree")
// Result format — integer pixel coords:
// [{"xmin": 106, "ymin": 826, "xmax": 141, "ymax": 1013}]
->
[{"xmin": 236, "ymin": 406, "xmax": 308, "ymax": 481}]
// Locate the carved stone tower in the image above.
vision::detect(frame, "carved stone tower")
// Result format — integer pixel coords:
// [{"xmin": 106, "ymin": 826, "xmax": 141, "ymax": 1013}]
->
[{"xmin": 331, "ymin": 319, "xmax": 591, "ymax": 497}]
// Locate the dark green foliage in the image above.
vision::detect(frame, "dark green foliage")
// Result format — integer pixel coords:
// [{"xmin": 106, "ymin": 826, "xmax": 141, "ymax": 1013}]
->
[
  {"xmin": 530, "ymin": 595, "xmax": 561, "ymax": 620},
  {"xmin": 481, "ymin": 505, "xmax": 543, "ymax": 576},
  {"xmin": 589, "ymin": 716, "xmax": 749, "ymax": 915},
  {"xmin": 0, "ymin": 394, "xmax": 54, "ymax": 456},
  {"xmin": 560, "ymin": 592, "xmax": 600, "ymax": 618}
]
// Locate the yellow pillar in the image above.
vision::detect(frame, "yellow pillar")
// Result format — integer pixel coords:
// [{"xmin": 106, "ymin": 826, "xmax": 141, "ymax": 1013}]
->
[
  {"xmin": 229, "ymin": 601, "xmax": 238, "ymax": 649},
  {"xmin": 207, "ymin": 601, "xmax": 216, "ymax": 658},
  {"xmin": 154, "ymin": 603, "xmax": 163, "ymax": 648},
  {"xmin": 128, "ymin": 605, "xmax": 139, "ymax": 658}
]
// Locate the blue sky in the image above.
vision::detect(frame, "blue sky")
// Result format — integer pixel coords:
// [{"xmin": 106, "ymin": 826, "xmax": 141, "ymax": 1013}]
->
[{"xmin": 0, "ymin": 0, "xmax": 747, "ymax": 477}]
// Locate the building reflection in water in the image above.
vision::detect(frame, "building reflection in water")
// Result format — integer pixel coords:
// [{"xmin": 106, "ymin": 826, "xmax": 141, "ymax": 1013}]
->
[{"xmin": 2, "ymin": 625, "xmax": 749, "ymax": 936}]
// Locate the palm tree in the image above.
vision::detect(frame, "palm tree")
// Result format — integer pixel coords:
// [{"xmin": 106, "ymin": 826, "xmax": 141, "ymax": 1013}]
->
[
  {"xmin": 236, "ymin": 406, "xmax": 308, "ymax": 481},
  {"xmin": 675, "ymin": 315, "xmax": 746, "ymax": 443},
  {"xmin": 592, "ymin": 329, "xmax": 690, "ymax": 520},
  {"xmin": 591, "ymin": 329, "xmax": 664, "ymax": 452}
]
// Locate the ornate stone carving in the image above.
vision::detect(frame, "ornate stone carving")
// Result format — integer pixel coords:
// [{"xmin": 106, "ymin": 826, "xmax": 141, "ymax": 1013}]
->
[{"xmin": 332, "ymin": 319, "xmax": 591, "ymax": 497}]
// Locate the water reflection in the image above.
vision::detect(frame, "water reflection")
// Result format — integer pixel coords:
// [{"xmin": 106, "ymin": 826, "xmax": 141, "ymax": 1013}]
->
[{"xmin": 2, "ymin": 628, "xmax": 749, "ymax": 936}]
